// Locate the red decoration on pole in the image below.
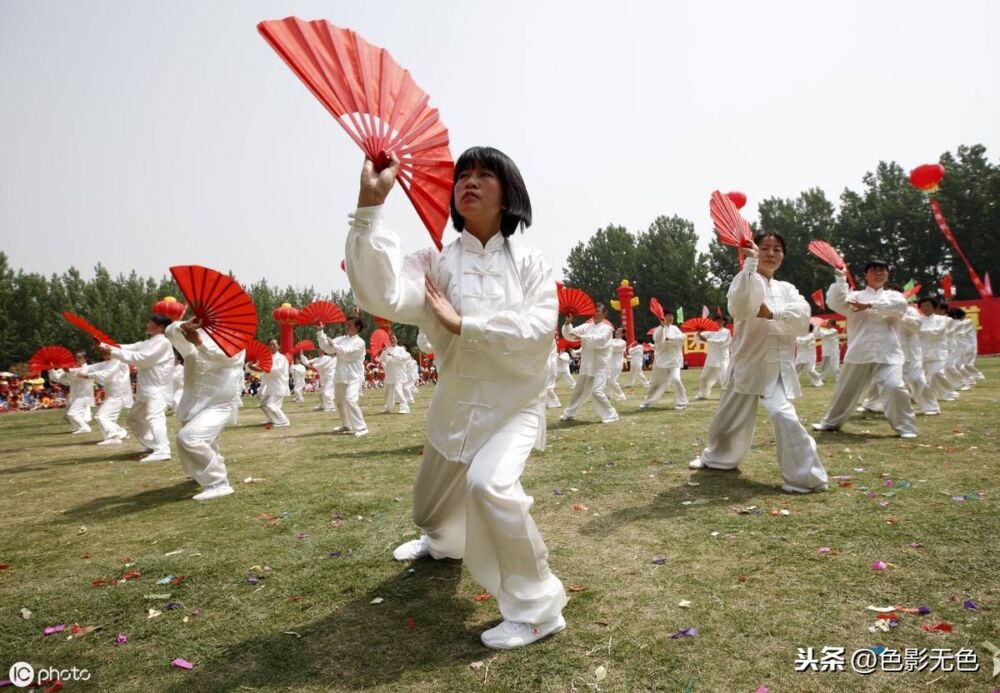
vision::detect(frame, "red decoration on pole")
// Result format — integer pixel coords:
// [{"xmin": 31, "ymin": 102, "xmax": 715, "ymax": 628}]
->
[
  {"xmin": 928, "ymin": 199, "xmax": 988, "ymax": 299},
  {"xmin": 725, "ymin": 191, "xmax": 747, "ymax": 209},
  {"xmin": 152, "ymin": 296, "xmax": 187, "ymax": 321},
  {"xmin": 614, "ymin": 281, "xmax": 638, "ymax": 346},
  {"xmin": 272, "ymin": 302, "xmax": 300, "ymax": 367},
  {"xmin": 940, "ymin": 273, "xmax": 954, "ymax": 300},
  {"xmin": 811, "ymin": 289, "xmax": 826, "ymax": 311},
  {"xmin": 908, "ymin": 163, "xmax": 945, "ymax": 193}
]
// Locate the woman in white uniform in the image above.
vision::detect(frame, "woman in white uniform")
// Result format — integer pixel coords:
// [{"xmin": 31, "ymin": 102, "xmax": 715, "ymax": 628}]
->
[{"xmin": 346, "ymin": 146, "xmax": 566, "ymax": 650}]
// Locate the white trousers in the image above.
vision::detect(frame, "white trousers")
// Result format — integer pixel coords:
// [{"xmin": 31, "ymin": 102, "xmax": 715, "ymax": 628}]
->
[
  {"xmin": 335, "ymin": 380, "xmax": 366, "ymax": 432},
  {"xmin": 383, "ymin": 381, "xmax": 410, "ymax": 413},
  {"xmin": 903, "ymin": 360, "xmax": 938, "ymax": 414},
  {"xmin": 820, "ymin": 355, "xmax": 840, "ymax": 382},
  {"xmin": 818, "ymin": 363, "xmax": 916, "ymax": 435},
  {"xmin": 924, "ymin": 359, "xmax": 958, "ymax": 400},
  {"xmin": 606, "ymin": 370, "xmax": 627, "ymax": 401},
  {"xmin": 319, "ymin": 381, "xmax": 337, "ymax": 411},
  {"xmin": 626, "ymin": 362, "xmax": 649, "ymax": 387},
  {"xmin": 642, "ymin": 367, "xmax": 688, "ymax": 408},
  {"xmin": 260, "ymin": 394, "xmax": 289, "ymax": 426},
  {"xmin": 563, "ymin": 373, "xmax": 618, "ymax": 422},
  {"xmin": 697, "ymin": 366, "xmax": 724, "ymax": 399},
  {"xmin": 292, "ymin": 385, "xmax": 305, "ymax": 403},
  {"xmin": 796, "ymin": 361, "xmax": 824, "ymax": 387},
  {"xmin": 698, "ymin": 380, "xmax": 828, "ymax": 490},
  {"xmin": 95, "ymin": 395, "xmax": 129, "ymax": 441},
  {"xmin": 176, "ymin": 404, "xmax": 232, "ymax": 489},
  {"xmin": 411, "ymin": 408, "xmax": 567, "ymax": 624},
  {"xmin": 556, "ymin": 368, "xmax": 576, "ymax": 389},
  {"xmin": 544, "ymin": 385, "xmax": 561, "ymax": 409},
  {"xmin": 127, "ymin": 398, "xmax": 170, "ymax": 455},
  {"xmin": 66, "ymin": 398, "xmax": 93, "ymax": 433}
]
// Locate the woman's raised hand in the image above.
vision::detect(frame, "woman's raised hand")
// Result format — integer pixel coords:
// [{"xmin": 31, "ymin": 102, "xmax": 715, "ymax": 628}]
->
[{"xmin": 358, "ymin": 154, "xmax": 401, "ymax": 208}]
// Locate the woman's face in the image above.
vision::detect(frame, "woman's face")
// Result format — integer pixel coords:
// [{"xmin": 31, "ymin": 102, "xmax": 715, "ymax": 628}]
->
[
  {"xmin": 757, "ymin": 236, "xmax": 785, "ymax": 275},
  {"xmin": 454, "ymin": 165, "xmax": 503, "ymax": 227}
]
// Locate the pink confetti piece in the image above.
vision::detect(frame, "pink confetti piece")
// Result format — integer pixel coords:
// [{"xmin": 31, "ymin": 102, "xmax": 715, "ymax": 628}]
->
[
  {"xmin": 818, "ymin": 547, "xmax": 832, "ymax": 555},
  {"xmin": 115, "ymin": 633, "xmax": 128, "ymax": 645},
  {"xmin": 171, "ymin": 658, "xmax": 194, "ymax": 670},
  {"xmin": 872, "ymin": 560, "xmax": 887, "ymax": 571},
  {"xmin": 43, "ymin": 624, "xmax": 66, "ymax": 635},
  {"xmin": 910, "ymin": 542, "xmax": 924, "ymax": 549}
]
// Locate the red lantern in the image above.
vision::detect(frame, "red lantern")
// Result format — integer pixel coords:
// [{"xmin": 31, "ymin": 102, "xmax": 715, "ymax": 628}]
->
[
  {"xmin": 272, "ymin": 302, "xmax": 300, "ymax": 366},
  {"xmin": 909, "ymin": 163, "xmax": 945, "ymax": 193},
  {"xmin": 726, "ymin": 191, "xmax": 747, "ymax": 210},
  {"xmin": 152, "ymin": 296, "xmax": 187, "ymax": 321}
]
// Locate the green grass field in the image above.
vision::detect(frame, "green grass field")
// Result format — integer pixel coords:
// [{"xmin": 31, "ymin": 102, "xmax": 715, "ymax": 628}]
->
[{"xmin": 2, "ymin": 362, "xmax": 998, "ymax": 692}]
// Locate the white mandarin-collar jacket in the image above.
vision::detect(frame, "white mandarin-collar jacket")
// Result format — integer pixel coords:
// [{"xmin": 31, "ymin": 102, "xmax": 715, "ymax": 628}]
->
[
  {"xmin": 826, "ymin": 277, "xmax": 907, "ymax": 365},
  {"xmin": 728, "ymin": 257, "xmax": 811, "ymax": 399},
  {"xmin": 816, "ymin": 327, "xmax": 840, "ymax": 352},
  {"xmin": 628, "ymin": 343, "xmax": 645, "ymax": 363},
  {"xmin": 563, "ymin": 320, "xmax": 613, "ymax": 377},
  {"xmin": 317, "ymin": 330, "xmax": 366, "ymax": 384},
  {"xmin": 700, "ymin": 329, "xmax": 732, "ymax": 368},
  {"xmin": 164, "ymin": 323, "xmax": 244, "ymax": 421},
  {"xmin": 609, "ymin": 337, "xmax": 627, "ymax": 367},
  {"xmin": 794, "ymin": 334, "xmax": 818, "ymax": 365},
  {"xmin": 650, "ymin": 324, "xmax": 685, "ymax": 369},
  {"xmin": 381, "ymin": 345, "xmax": 410, "ymax": 384},
  {"xmin": 301, "ymin": 352, "xmax": 337, "ymax": 381},
  {"xmin": 918, "ymin": 313, "xmax": 950, "ymax": 360},
  {"xmin": 50, "ymin": 368, "xmax": 95, "ymax": 404},
  {"xmin": 899, "ymin": 306, "xmax": 924, "ymax": 364},
  {"xmin": 110, "ymin": 333, "xmax": 174, "ymax": 403},
  {"xmin": 259, "ymin": 352, "xmax": 289, "ymax": 398},
  {"xmin": 79, "ymin": 360, "xmax": 133, "ymax": 405},
  {"xmin": 346, "ymin": 205, "xmax": 556, "ymax": 464}
]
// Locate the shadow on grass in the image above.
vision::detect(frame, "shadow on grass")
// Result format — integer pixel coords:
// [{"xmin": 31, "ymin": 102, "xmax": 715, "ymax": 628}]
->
[
  {"xmin": 0, "ymin": 450, "xmax": 140, "ymax": 476},
  {"xmin": 314, "ymin": 444, "xmax": 425, "ymax": 461},
  {"xmin": 166, "ymin": 559, "xmax": 484, "ymax": 692},
  {"xmin": 61, "ymin": 481, "xmax": 195, "ymax": 521},
  {"xmin": 578, "ymin": 473, "xmax": 785, "ymax": 536}
]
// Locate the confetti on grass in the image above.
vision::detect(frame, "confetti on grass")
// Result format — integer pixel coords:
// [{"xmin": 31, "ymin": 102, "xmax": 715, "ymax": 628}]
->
[{"xmin": 171, "ymin": 658, "xmax": 194, "ymax": 670}]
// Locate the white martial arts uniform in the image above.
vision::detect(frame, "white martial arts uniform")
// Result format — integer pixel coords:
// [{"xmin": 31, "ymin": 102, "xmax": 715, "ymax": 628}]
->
[
  {"xmin": 258, "ymin": 352, "xmax": 290, "ymax": 426},
  {"xmin": 794, "ymin": 333, "xmax": 824, "ymax": 387},
  {"xmin": 318, "ymin": 331, "xmax": 367, "ymax": 433},
  {"xmin": 544, "ymin": 347, "xmax": 561, "ymax": 408},
  {"xmin": 556, "ymin": 351, "xmax": 576, "ymax": 388},
  {"xmin": 165, "ymin": 323, "xmax": 242, "ymax": 490},
  {"xmin": 605, "ymin": 338, "xmax": 628, "ymax": 401},
  {"xmin": 381, "ymin": 344, "xmax": 411, "ymax": 413},
  {"xmin": 78, "ymin": 360, "xmax": 133, "ymax": 441},
  {"xmin": 815, "ymin": 277, "xmax": 916, "ymax": 436},
  {"xmin": 641, "ymin": 324, "xmax": 688, "ymax": 408},
  {"xmin": 561, "ymin": 320, "xmax": 619, "ymax": 422},
  {"xmin": 291, "ymin": 363, "xmax": 307, "ymax": 402},
  {"xmin": 944, "ymin": 318, "xmax": 970, "ymax": 389},
  {"xmin": 817, "ymin": 327, "xmax": 841, "ymax": 382},
  {"xmin": 112, "ymin": 334, "xmax": 174, "ymax": 455},
  {"xmin": 958, "ymin": 319, "xmax": 984, "ymax": 383},
  {"xmin": 695, "ymin": 257, "xmax": 828, "ymax": 491},
  {"xmin": 626, "ymin": 343, "xmax": 649, "ymax": 387},
  {"xmin": 697, "ymin": 329, "xmax": 731, "ymax": 399},
  {"xmin": 49, "ymin": 368, "xmax": 95, "ymax": 433},
  {"xmin": 346, "ymin": 205, "xmax": 566, "ymax": 626},
  {"xmin": 404, "ymin": 357, "xmax": 419, "ymax": 403},
  {"xmin": 919, "ymin": 313, "xmax": 958, "ymax": 401},
  {"xmin": 302, "ymin": 350, "xmax": 337, "ymax": 411},
  {"xmin": 171, "ymin": 363, "xmax": 184, "ymax": 410},
  {"xmin": 900, "ymin": 306, "xmax": 938, "ymax": 415}
]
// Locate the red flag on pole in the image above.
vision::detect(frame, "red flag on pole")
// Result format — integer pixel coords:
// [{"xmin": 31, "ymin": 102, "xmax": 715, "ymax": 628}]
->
[
  {"xmin": 928, "ymin": 199, "xmax": 988, "ymax": 298},
  {"xmin": 985, "ymin": 272, "xmax": 993, "ymax": 297},
  {"xmin": 940, "ymin": 273, "xmax": 954, "ymax": 300},
  {"xmin": 811, "ymin": 289, "xmax": 825, "ymax": 311}
]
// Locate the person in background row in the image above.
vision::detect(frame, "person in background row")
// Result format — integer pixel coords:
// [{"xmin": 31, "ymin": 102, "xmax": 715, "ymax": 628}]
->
[
  {"xmin": 49, "ymin": 350, "xmax": 95, "ymax": 434},
  {"xmin": 544, "ymin": 343, "xmax": 561, "ymax": 409},
  {"xmin": 899, "ymin": 301, "xmax": 939, "ymax": 415},
  {"xmin": 75, "ymin": 349, "xmax": 133, "ymax": 444},
  {"xmin": 100, "ymin": 314, "xmax": 175, "ymax": 462},
  {"xmin": 556, "ymin": 348, "xmax": 576, "ymax": 388},
  {"xmin": 318, "ymin": 318, "xmax": 369, "ymax": 436},
  {"xmin": 794, "ymin": 325, "xmax": 824, "ymax": 388},
  {"xmin": 691, "ymin": 233, "xmax": 828, "ymax": 493},
  {"xmin": 696, "ymin": 326, "xmax": 732, "ymax": 399},
  {"xmin": 626, "ymin": 339, "xmax": 649, "ymax": 388},
  {"xmin": 561, "ymin": 303, "xmax": 619, "ymax": 423},
  {"xmin": 816, "ymin": 319, "xmax": 841, "ymax": 382},
  {"xmin": 952, "ymin": 308, "xmax": 985, "ymax": 385},
  {"xmin": 380, "ymin": 333, "xmax": 411, "ymax": 414},
  {"xmin": 290, "ymin": 359, "xmax": 307, "ymax": 403},
  {"xmin": 171, "ymin": 353, "xmax": 184, "ymax": 412},
  {"xmin": 254, "ymin": 338, "xmax": 290, "ymax": 428},
  {"xmin": 917, "ymin": 297, "xmax": 958, "ymax": 403},
  {"xmin": 300, "ymin": 344, "xmax": 337, "ymax": 412},
  {"xmin": 605, "ymin": 327, "xmax": 628, "ymax": 402},
  {"xmin": 640, "ymin": 311, "xmax": 688, "ymax": 410}
]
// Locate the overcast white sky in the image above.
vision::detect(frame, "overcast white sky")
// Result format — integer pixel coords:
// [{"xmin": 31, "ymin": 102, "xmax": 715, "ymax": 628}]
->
[{"xmin": 2, "ymin": 0, "xmax": 998, "ymax": 293}]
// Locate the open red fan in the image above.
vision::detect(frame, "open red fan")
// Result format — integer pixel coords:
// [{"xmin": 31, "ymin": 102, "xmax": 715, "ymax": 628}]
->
[
  {"xmin": 170, "ymin": 265, "xmax": 258, "ymax": 357},
  {"xmin": 557, "ymin": 286, "xmax": 596, "ymax": 318},
  {"xmin": 62, "ymin": 312, "xmax": 119, "ymax": 347},
  {"xmin": 259, "ymin": 18, "xmax": 454, "ymax": 250},
  {"xmin": 373, "ymin": 316, "xmax": 392, "ymax": 329},
  {"xmin": 29, "ymin": 346, "xmax": 76, "ymax": 376},
  {"xmin": 807, "ymin": 241, "xmax": 856, "ymax": 289},
  {"xmin": 369, "ymin": 327, "xmax": 391, "ymax": 360},
  {"xmin": 297, "ymin": 301, "xmax": 346, "ymax": 326},
  {"xmin": 680, "ymin": 317, "xmax": 719, "ymax": 333},
  {"xmin": 292, "ymin": 339, "xmax": 316, "ymax": 354},
  {"xmin": 556, "ymin": 337, "xmax": 580, "ymax": 352},
  {"xmin": 649, "ymin": 297, "xmax": 666, "ymax": 321},
  {"xmin": 710, "ymin": 190, "xmax": 753, "ymax": 249},
  {"xmin": 244, "ymin": 340, "xmax": 273, "ymax": 373}
]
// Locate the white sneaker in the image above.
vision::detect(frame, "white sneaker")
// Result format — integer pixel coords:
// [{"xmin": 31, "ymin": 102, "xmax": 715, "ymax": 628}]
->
[
  {"xmin": 71, "ymin": 429, "xmax": 91, "ymax": 435},
  {"xmin": 601, "ymin": 417, "xmax": 619, "ymax": 424},
  {"xmin": 97, "ymin": 439, "xmax": 123, "ymax": 446},
  {"xmin": 481, "ymin": 616, "xmax": 566, "ymax": 650},
  {"xmin": 392, "ymin": 536, "xmax": 430, "ymax": 561},
  {"xmin": 781, "ymin": 483, "xmax": 828, "ymax": 494},
  {"xmin": 353, "ymin": 429, "xmax": 369, "ymax": 438},
  {"xmin": 922, "ymin": 410, "xmax": 940, "ymax": 416},
  {"xmin": 898, "ymin": 432, "xmax": 917, "ymax": 439},
  {"xmin": 811, "ymin": 423, "xmax": 837, "ymax": 432},
  {"xmin": 192, "ymin": 482, "xmax": 234, "ymax": 501},
  {"xmin": 688, "ymin": 458, "xmax": 706, "ymax": 469},
  {"xmin": 559, "ymin": 415, "xmax": 573, "ymax": 421},
  {"xmin": 139, "ymin": 452, "xmax": 171, "ymax": 463},
  {"xmin": 675, "ymin": 404, "xmax": 688, "ymax": 410}
]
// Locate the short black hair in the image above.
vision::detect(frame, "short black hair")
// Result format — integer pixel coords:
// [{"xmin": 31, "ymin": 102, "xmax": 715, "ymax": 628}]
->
[
  {"xmin": 451, "ymin": 146, "xmax": 531, "ymax": 237},
  {"xmin": 864, "ymin": 259, "xmax": 890, "ymax": 272},
  {"xmin": 753, "ymin": 231, "xmax": 786, "ymax": 254},
  {"xmin": 948, "ymin": 308, "xmax": 966, "ymax": 319},
  {"xmin": 349, "ymin": 317, "xmax": 366, "ymax": 333},
  {"xmin": 937, "ymin": 301, "xmax": 949, "ymax": 311},
  {"xmin": 150, "ymin": 314, "xmax": 172, "ymax": 328},
  {"xmin": 916, "ymin": 296, "xmax": 938, "ymax": 308}
]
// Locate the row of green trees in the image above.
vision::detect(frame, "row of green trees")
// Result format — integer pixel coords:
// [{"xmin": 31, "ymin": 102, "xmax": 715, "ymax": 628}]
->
[
  {"xmin": 566, "ymin": 144, "xmax": 998, "ymax": 338},
  {"xmin": 3, "ymin": 144, "xmax": 995, "ymax": 367}
]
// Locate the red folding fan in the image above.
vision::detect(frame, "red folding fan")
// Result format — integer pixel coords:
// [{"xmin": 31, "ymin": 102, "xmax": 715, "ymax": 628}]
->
[
  {"xmin": 169, "ymin": 265, "xmax": 258, "ymax": 357},
  {"xmin": 62, "ymin": 312, "xmax": 119, "ymax": 347},
  {"xmin": 557, "ymin": 286, "xmax": 596, "ymax": 318},
  {"xmin": 710, "ymin": 190, "xmax": 753, "ymax": 249},
  {"xmin": 244, "ymin": 340, "xmax": 273, "ymax": 373},
  {"xmin": 556, "ymin": 337, "xmax": 581, "ymax": 352},
  {"xmin": 292, "ymin": 339, "xmax": 316, "ymax": 354},
  {"xmin": 369, "ymin": 327, "xmax": 391, "ymax": 360},
  {"xmin": 373, "ymin": 316, "xmax": 392, "ymax": 329},
  {"xmin": 297, "ymin": 301, "xmax": 346, "ymax": 326},
  {"xmin": 29, "ymin": 346, "xmax": 77, "ymax": 376},
  {"xmin": 807, "ymin": 241, "xmax": 856, "ymax": 289},
  {"xmin": 258, "ymin": 18, "xmax": 454, "ymax": 250},
  {"xmin": 680, "ymin": 317, "xmax": 719, "ymax": 333},
  {"xmin": 649, "ymin": 297, "xmax": 666, "ymax": 321}
]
